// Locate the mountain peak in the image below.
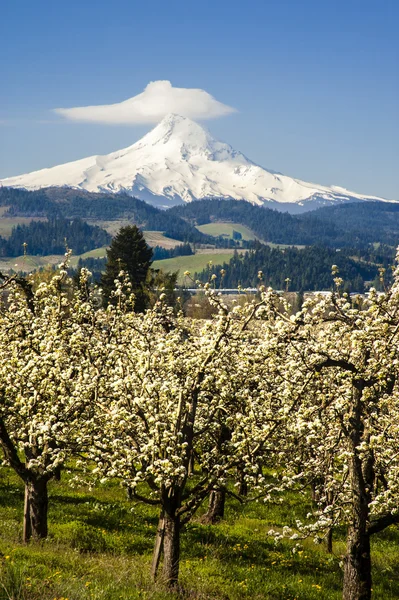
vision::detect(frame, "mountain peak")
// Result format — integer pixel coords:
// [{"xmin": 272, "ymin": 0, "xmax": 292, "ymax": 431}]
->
[
  {"xmin": 0, "ymin": 119, "xmax": 391, "ymax": 211},
  {"xmin": 159, "ymin": 112, "xmax": 191, "ymax": 127},
  {"xmin": 139, "ymin": 112, "xmax": 215, "ymax": 150}
]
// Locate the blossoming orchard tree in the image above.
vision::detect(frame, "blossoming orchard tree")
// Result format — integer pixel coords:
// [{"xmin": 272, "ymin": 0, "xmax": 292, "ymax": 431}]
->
[
  {"xmin": 0, "ymin": 265, "xmax": 105, "ymax": 541},
  {"xmin": 88, "ymin": 286, "xmax": 299, "ymax": 587},
  {"xmin": 261, "ymin": 261, "xmax": 399, "ymax": 600}
]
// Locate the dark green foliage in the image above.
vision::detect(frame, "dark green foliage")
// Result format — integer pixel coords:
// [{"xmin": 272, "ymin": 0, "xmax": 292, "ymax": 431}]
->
[
  {"xmin": 0, "ymin": 187, "xmax": 211, "ymax": 245},
  {"xmin": 152, "ymin": 243, "xmax": 193, "ymax": 261},
  {"xmin": 3, "ymin": 188, "xmax": 399, "ymax": 250},
  {"xmin": 0, "ymin": 218, "xmax": 111, "ymax": 257},
  {"xmin": 147, "ymin": 268, "xmax": 180, "ymax": 308},
  {"xmin": 195, "ymin": 244, "xmax": 395, "ymax": 292},
  {"xmin": 299, "ymin": 201, "xmax": 399, "ymax": 247},
  {"xmin": 0, "ymin": 187, "xmax": 58, "ymax": 216},
  {"xmin": 169, "ymin": 198, "xmax": 341, "ymax": 246},
  {"xmin": 74, "ymin": 257, "xmax": 108, "ymax": 282},
  {"xmin": 101, "ymin": 225, "xmax": 153, "ymax": 311},
  {"xmin": 169, "ymin": 199, "xmax": 399, "ymax": 248}
]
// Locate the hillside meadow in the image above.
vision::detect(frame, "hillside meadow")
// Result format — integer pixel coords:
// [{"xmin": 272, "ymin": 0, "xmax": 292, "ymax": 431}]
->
[
  {"xmin": 196, "ymin": 223, "xmax": 258, "ymax": 241},
  {"xmin": 152, "ymin": 250, "xmax": 244, "ymax": 284}
]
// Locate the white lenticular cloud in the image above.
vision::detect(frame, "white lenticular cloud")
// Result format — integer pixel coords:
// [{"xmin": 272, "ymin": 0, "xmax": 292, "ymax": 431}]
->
[{"xmin": 53, "ymin": 80, "xmax": 237, "ymax": 125}]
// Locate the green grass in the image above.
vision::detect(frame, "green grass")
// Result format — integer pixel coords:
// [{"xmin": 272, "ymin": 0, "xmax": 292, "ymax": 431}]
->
[
  {"xmin": 71, "ymin": 247, "xmax": 109, "ymax": 263},
  {"xmin": 196, "ymin": 223, "xmax": 258, "ymax": 241},
  {"xmin": 0, "ymin": 468, "xmax": 399, "ymax": 599},
  {"xmin": 153, "ymin": 251, "xmax": 241, "ymax": 284}
]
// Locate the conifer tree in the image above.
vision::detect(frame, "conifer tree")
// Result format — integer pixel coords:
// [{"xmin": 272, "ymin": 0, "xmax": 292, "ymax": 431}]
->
[{"xmin": 101, "ymin": 225, "xmax": 153, "ymax": 311}]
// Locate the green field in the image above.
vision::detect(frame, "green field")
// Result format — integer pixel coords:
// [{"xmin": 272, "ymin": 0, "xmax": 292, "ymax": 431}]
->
[
  {"xmin": 0, "ymin": 466, "xmax": 398, "ymax": 600},
  {"xmin": 196, "ymin": 222, "xmax": 258, "ymax": 241},
  {"xmin": 71, "ymin": 246, "xmax": 108, "ymax": 262},
  {"xmin": 153, "ymin": 250, "xmax": 240, "ymax": 283}
]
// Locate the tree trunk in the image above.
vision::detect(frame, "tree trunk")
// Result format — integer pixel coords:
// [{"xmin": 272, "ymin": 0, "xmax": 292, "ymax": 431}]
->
[
  {"xmin": 342, "ymin": 384, "xmax": 372, "ymax": 600},
  {"xmin": 239, "ymin": 478, "xmax": 248, "ymax": 497},
  {"xmin": 326, "ymin": 527, "xmax": 333, "ymax": 553},
  {"xmin": 202, "ymin": 488, "xmax": 226, "ymax": 524},
  {"xmin": 237, "ymin": 464, "xmax": 248, "ymax": 497},
  {"xmin": 23, "ymin": 478, "xmax": 48, "ymax": 542},
  {"xmin": 343, "ymin": 522, "xmax": 371, "ymax": 600},
  {"xmin": 23, "ymin": 485, "xmax": 32, "ymax": 542},
  {"xmin": 310, "ymin": 477, "xmax": 324, "ymax": 504},
  {"xmin": 162, "ymin": 511, "xmax": 180, "ymax": 587},
  {"xmin": 151, "ymin": 511, "xmax": 165, "ymax": 581}
]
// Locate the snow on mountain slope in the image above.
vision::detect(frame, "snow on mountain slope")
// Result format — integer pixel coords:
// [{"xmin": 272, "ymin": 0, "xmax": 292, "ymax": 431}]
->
[{"xmin": 0, "ymin": 114, "xmax": 391, "ymax": 212}]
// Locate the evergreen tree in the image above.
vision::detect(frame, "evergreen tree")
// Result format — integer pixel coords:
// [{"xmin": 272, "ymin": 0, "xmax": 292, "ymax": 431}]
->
[{"xmin": 101, "ymin": 226, "xmax": 153, "ymax": 311}]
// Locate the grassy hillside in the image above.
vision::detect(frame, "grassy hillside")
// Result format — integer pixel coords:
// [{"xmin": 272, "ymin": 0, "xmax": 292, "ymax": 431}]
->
[
  {"xmin": 143, "ymin": 231, "xmax": 183, "ymax": 249},
  {"xmin": 0, "ymin": 247, "xmax": 110, "ymax": 272},
  {"xmin": 0, "ymin": 254, "xmax": 62, "ymax": 272},
  {"xmin": 196, "ymin": 222, "xmax": 258, "ymax": 241},
  {"xmin": 0, "ymin": 466, "xmax": 398, "ymax": 599},
  {"xmin": 153, "ymin": 250, "xmax": 242, "ymax": 283}
]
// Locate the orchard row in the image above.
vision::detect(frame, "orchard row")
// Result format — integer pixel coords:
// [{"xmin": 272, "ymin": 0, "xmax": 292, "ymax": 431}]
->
[{"xmin": 1, "ymin": 255, "xmax": 399, "ymax": 600}]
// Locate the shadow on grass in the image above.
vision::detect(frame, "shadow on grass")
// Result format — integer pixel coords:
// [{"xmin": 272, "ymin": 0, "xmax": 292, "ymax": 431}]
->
[
  {"xmin": 0, "ymin": 484, "xmax": 24, "ymax": 507},
  {"xmin": 50, "ymin": 492, "xmax": 100, "ymax": 505}
]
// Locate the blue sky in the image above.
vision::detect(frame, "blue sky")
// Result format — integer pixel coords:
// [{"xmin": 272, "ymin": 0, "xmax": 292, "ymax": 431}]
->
[{"xmin": 1, "ymin": 0, "xmax": 398, "ymax": 198}]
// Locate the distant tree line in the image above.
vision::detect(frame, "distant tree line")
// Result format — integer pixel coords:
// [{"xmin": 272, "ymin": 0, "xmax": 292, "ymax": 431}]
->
[
  {"xmin": 152, "ymin": 243, "xmax": 193, "ymax": 260},
  {"xmin": 195, "ymin": 243, "xmax": 395, "ymax": 292},
  {"xmin": 0, "ymin": 218, "xmax": 111, "ymax": 257},
  {"xmin": 74, "ymin": 256, "xmax": 107, "ymax": 282}
]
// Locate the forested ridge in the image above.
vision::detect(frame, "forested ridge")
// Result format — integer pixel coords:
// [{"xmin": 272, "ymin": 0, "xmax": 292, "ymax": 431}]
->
[
  {"xmin": 152, "ymin": 242, "xmax": 193, "ymax": 260},
  {"xmin": 0, "ymin": 187, "xmax": 211, "ymax": 245},
  {"xmin": 0, "ymin": 218, "xmax": 111, "ymax": 256},
  {"xmin": 2, "ymin": 188, "xmax": 399, "ymax": 292},
  {"xmin": 3, "ymin": 188, "xmax": 399, "ymax": 249},
  {"xmin": 169, "ymin": 198, "xmax": 399, "ymax": 248}
]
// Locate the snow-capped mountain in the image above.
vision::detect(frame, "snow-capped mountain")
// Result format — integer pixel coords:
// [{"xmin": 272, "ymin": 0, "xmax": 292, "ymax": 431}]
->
[{"xmin": 0, "ymin": 114, "xmax": 391, "ymax": 212}]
